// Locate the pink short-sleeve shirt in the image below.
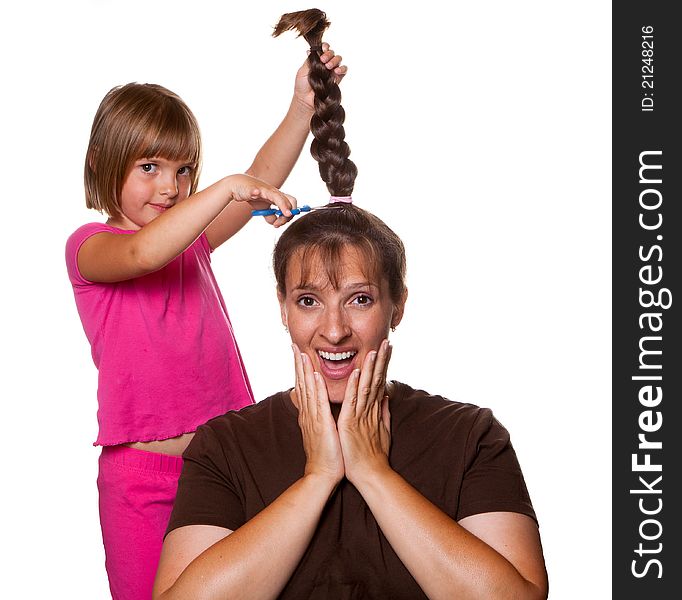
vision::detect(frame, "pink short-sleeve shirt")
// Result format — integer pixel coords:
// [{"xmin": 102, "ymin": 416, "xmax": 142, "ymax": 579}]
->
[{"xmin": 66, "ymin": 223, "xmax": 254, "ymax": 446}]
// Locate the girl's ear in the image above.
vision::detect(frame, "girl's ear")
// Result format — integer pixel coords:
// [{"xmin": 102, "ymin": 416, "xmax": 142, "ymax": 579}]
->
[{"xmin": 390, "ymin": 288, "xmax": 409, "ymax": 330}]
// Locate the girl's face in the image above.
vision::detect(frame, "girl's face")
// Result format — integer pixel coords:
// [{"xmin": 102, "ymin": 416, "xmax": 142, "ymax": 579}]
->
[
  {"xmin": 279, "ymin": 245, "xmax": 405, "ymax": 403},
  {"xmin": 109, "ymin": 157, "xmax": 195, "ymax": 230}
]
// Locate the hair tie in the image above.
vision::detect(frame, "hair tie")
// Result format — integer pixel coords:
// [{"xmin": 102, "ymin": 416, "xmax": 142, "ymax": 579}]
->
[
  {"xmin": 329, "ymin": 195, "xmax": 353, "ymax": 204},
  {"xmin": 309, "ymin": 45, "xmax": 323, "ymax": 54}
]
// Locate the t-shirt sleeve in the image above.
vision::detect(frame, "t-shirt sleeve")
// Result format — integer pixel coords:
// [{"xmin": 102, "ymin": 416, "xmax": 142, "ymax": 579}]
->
[
  {"xmin": 456, "ymin": 408, "xmax": 537, "ymax": 524},
  {"xmin": 198, "ymin": 231, "xmax": 214, "ymax": 255},
  {"xmin": 166, "ymin": 422, "xmax": 246, "ymax": 537},
  {"xmin": 65, "ymin": 223, "xmax": 113, "ymax": 286}
]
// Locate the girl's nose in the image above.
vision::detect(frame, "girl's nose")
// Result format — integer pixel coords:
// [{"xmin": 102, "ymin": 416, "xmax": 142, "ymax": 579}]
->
[{"xmin": 160, "ymin": 175, "xmax": 179, "ymax": 198}]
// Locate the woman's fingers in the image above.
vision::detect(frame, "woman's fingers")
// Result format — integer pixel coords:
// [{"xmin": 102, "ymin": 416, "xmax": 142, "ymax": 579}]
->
[
  {"xmin": 337, "ymin": 343, "xmax": 393, "ymax": 484},
  {"xmin": 372, "ymin": 339, "xmax": 391, "ymax": 403},
  {"xmin": 355, "ymin": 350, "xmax": 377, "ymax": 416},
  {"xmin": 340, "ymin": 368, "xmax": 361, "ymax": 420},
  {"xmin": 301, "ymin": 352, "xmax": 318, "ymax": 418},
  {"xmin": 293, "ymin": 345, "xmax": 333, "ymax": 422},
  {"xmin": 381, "ymin": 394, "xmax": 391, "ymax": 432},
  {"xmin": 355, "ymin": 339, "xmax": 391, "ymax": 417},
  {"xmin": 313, "ymin": 371, "xmax": 331, "ymax": 416},
  {"xmin": 293, "ymin": 349, "xmax": 345, "ymax": 483},
  {"xmin": 292, "ymin": 344, "xmax": 306, "ymax": 411}
]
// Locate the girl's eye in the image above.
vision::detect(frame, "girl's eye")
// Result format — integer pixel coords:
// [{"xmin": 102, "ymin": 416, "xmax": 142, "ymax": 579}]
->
[
  {"xmin": 140, "ymin": 163, "xmax": 156, "ymax": 173},
  {"xmin": 352, "ymin": 294, "xmax": 373, "ymax": 306},
  {"xmin": 178, "ymin": 166, "xmax": 193, "ymax": 176},
  {"xmin": 297, "ymin": 296, "xmax": 318, "ymax": 308}
]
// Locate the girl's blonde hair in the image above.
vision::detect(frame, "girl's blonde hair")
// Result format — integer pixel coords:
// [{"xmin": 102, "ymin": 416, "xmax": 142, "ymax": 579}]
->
[{"xmin": 84, "ymin": 83, "xmax": 202, "ymax": 218}]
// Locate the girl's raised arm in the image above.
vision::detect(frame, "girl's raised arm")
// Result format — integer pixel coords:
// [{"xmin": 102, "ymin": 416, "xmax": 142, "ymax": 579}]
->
[{"xmin": 204, "ymin": 44, "xmax": 346, "ymax": 251}]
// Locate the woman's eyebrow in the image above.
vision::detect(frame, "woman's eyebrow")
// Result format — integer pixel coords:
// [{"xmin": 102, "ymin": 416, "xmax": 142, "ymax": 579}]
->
[
  {"xmin": 344, "ymin": 281, "xmax": 378, "ymax": 290},
  {"xmin": 291, "ymin": 281, "xmax": 378, "ymax": 293}
]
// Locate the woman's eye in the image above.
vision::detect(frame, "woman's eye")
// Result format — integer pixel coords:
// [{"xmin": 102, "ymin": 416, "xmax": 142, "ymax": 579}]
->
[
  {"xmin": 297, "ymin": 296, "xmax": 317, "ymax": 307},
  {"xmin": 353, "ymin": 294, "xmax": 373, "ymax": 306}
]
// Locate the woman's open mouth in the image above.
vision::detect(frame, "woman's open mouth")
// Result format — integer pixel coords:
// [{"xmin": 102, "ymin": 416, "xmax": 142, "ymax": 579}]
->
[{"xmin": 317, "ymin": 350, "xmax": 358, "ymax": 380}]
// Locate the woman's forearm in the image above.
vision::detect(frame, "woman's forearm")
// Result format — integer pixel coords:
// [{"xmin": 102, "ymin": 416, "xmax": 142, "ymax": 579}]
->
[
  {"xmin": 159, "ymin": 473, "xmax": 336, "ymax": 600},
  {"xmin": 352, "ymin": 466, "xmax": 547, "ymax": 600}
]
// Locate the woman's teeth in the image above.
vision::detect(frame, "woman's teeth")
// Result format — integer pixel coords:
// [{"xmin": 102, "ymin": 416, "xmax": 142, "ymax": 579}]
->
[{"xmin": 318, "ymin": 350, "xmax": 356, "ymax": 361}]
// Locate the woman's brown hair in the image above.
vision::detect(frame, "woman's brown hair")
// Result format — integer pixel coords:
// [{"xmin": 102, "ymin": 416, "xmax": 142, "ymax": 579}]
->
[
  {"xmin": 273, "ymin": 8, "xmax": 357, "ymax": 196},
  {"xmin": 84, "ymin": 83, "xmax": 202, "ymax": 218},
  {"xmin": 273, "ymin": 204, "xmax": 407, "ymax": 305},
  {"xmin": 273, "ymin": 10, "xmax": 406, "ymax": 303}
]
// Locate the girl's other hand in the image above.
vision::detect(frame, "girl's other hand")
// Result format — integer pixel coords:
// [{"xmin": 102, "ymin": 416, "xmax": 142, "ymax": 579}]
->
[
  {"xmin": 294, "ymin": 43, "xmax": 347, "ymax": 111},
  {"xmin": 337, "ymin": 340, "xmax": 393, "ymax": 485},
  {"xmin": 226, "ymin": 173, "xmax": 297, "ymax": 228},
  {"xmin": 291, "ymin": 344, "xmax": 345, "ymax": 485}
]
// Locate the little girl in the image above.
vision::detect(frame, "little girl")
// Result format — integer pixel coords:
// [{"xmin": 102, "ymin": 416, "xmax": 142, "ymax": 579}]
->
[{"xmin": 66, "ymin": 47, "xmax": 346, "ymax": 600}]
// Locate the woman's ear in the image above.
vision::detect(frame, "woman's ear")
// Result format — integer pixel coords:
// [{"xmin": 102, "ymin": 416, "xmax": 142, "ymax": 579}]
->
[{"xmin": 390, "ymin": 288, "xmax": 408, "ymax": 330}]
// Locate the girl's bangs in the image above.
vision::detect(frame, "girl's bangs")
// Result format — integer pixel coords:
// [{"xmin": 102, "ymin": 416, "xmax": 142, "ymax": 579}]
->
[
  {"xmin": 136, "ymin": 104, "xmax": 201, "ymax": 165},
  {"xmin": 139, "ymin": 126, "xmax": 200, "ymax": 165}
]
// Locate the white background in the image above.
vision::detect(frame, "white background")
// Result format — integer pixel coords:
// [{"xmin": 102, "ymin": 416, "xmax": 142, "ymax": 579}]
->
[{"xmin": 2, "ymin": 1, "xmax": 611, "ymax": 597}]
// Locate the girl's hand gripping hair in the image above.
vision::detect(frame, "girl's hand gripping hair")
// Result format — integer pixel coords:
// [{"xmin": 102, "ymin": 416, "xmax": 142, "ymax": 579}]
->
[{"xmin": 294, "ymin": 43, "xmax": 347, "ymax": 111}]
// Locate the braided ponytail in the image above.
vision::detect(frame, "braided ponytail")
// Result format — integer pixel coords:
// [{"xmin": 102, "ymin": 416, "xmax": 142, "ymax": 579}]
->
[{"xmin": 273, "ymin": 9, "xmax": 357, "ymax": 196}]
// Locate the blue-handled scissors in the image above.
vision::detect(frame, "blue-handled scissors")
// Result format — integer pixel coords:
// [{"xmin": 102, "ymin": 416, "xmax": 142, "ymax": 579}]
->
[{"xmin": 251, "ymin": 204, "xmax": 312, "ymax": 217}]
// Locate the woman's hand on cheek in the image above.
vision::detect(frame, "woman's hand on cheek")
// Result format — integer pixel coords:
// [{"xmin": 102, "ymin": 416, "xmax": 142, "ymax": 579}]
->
[
  {"xmin": 337, "ymin": 340, "xmax": 393, "ymax": 486},
  {"xmin": 292, "ymin": 345, "xmax": 345, "ymax": 485}
]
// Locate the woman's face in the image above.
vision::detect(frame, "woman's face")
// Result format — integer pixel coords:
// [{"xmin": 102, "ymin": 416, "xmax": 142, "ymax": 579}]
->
[{"xmin": 279, "ymin": 245, "xmax": 405, "ymax": 403}]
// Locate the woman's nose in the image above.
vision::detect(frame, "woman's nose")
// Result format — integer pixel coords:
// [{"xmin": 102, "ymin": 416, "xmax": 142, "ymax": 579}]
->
[{"xmin": 320, "ymin": 307, "xmax": 351, "ymax": 343}]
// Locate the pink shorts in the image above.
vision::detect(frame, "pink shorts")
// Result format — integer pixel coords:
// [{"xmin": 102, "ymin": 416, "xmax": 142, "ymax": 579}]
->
[{"xmin": 98, "ymin": 446, "xmax": 184, "ymax": 600}]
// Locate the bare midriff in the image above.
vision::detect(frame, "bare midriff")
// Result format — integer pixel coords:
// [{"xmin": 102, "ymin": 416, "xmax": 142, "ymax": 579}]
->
[{"xmin": 123, "ymin": 432, "xmax": 195, "ymax": 456}]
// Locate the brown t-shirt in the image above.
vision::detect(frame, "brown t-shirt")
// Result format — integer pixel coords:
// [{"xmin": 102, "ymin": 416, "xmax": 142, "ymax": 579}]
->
[{"xmin": 167, "ymin": 381, "xmax": 536, "ymax": 599}]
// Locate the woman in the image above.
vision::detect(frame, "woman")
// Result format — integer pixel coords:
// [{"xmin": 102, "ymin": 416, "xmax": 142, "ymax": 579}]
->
[{"xmin": 153, "ymin": 10, "xmax": 548, "ymax": 599}]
